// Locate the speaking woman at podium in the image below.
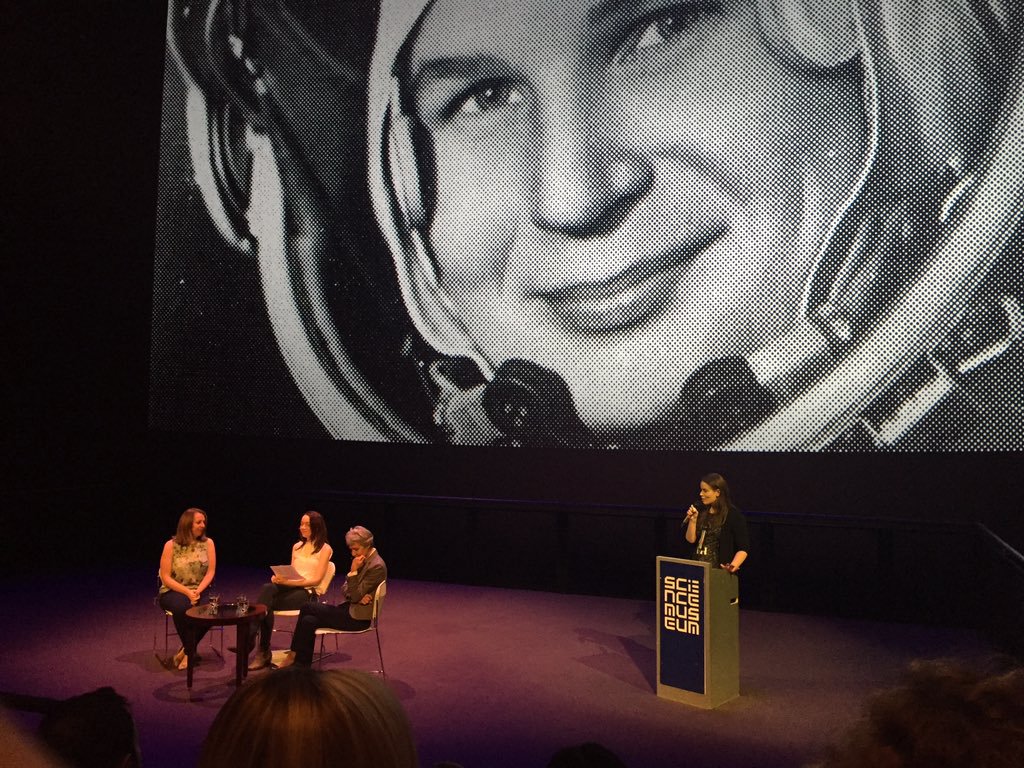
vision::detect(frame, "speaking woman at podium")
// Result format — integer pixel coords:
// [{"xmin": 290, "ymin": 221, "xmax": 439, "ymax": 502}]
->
[{"xmin": 684, "ymin": 473, "xmax": 749, "ymax": 573}]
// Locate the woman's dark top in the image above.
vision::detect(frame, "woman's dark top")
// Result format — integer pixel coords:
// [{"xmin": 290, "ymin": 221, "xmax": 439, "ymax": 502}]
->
[{"xmin": 692, "ymin": 506, "xmax": 750, "ymax": 566}]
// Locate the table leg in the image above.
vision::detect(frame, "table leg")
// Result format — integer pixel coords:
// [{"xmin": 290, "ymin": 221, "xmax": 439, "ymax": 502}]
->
[{"xmin": 235, "ymin": 622, "xmax": 249, "ymax": 685}]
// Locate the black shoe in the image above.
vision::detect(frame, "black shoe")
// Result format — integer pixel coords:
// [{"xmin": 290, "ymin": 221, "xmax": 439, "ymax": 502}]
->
[{"xmin": 248, "ymin": 650, "xmax": 272, "ymax": 671}]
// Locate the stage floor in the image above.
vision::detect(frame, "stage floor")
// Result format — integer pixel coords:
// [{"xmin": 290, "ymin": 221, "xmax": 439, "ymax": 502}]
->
[{"xmin": 0, "ymin": 567, "xmax": 995, "ymax": 768}]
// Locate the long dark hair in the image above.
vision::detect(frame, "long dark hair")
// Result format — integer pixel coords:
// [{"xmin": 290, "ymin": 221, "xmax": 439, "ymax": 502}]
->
[
  {"xmin": 701, "ymin": 473, "xmax": 735, "ymax": 524},
  {"xmin": 295, "ymin": 511, "xmax": 329, "ymax": 554}
]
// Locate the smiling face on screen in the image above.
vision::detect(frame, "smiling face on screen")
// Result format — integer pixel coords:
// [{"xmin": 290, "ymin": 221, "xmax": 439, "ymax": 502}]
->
[{"xmin": 400, "ymin": 0, "xmax": 867, "ymax": 438}]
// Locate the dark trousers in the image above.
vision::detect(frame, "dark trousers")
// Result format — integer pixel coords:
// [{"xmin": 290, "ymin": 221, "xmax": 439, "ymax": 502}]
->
[
  {"xmin": 290, "ymin": 602, "xmax": 370, "ymax": 665},
  {"xmin": 158, "ymin": 590, "xmax": 208, "ymax": 648},
  {"xmin": 255, "ymin": 583, "xmax": 317, "ymax": 650}
]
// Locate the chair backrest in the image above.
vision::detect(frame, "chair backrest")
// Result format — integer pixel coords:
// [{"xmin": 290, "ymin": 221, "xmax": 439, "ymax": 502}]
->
[
  {"xmin": 371, "ymin": 580, "xmax": 386, "ymax": 623},
  {"xmin": 315, "ymin": 561, "xmax": 337, "ymax": 596}
]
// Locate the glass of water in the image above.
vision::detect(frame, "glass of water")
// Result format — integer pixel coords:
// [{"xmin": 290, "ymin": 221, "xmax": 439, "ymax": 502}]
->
[
  {"xmin": 207, "ymin": 593, "xmax": 220, "ymax": 615},
  {"xmin": 236, "ymin": 594, "xmax": 249, "ymax": 615}
]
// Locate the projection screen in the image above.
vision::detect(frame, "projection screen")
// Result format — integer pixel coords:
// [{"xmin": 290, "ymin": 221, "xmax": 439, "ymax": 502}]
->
[{"xmin": 150, "ymin": 0, "xmax": 1024, "ymax": 452}]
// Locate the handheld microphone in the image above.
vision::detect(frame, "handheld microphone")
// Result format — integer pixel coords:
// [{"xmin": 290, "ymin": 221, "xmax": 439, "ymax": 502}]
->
[{"xmin": 681, "ymin": 501, "xmax": 702, "ymax": 529}]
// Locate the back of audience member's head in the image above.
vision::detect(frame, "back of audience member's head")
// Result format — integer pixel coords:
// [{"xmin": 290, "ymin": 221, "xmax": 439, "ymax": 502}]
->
[
  {"xmin": 814, "ymin": 657, "xmax": 1024, "ymax": 768},
  {"xmin": 547, "ymin": 742, "xmax": 629, "ymax": 768},
  {"xmin": 199, "ymin": 667, "xmax": 417, "ymax": 768},
  {"xmin": 37, "ymin": 687, "xmax": 141, "ymax": 768}
]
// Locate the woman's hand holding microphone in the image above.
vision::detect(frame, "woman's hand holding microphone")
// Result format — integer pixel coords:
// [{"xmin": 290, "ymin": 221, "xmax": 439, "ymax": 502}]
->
[{"xmin": 683, "ymin": 504, "xmax": 700, "ymax": 545}]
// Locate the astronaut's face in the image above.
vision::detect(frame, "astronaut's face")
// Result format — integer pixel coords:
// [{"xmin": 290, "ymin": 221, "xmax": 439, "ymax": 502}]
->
[{"xmin": 406, "ymin": 0, "xmax": 867, "ymax": 439}]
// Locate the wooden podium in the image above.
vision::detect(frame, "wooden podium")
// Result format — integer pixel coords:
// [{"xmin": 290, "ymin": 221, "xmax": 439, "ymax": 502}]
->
[{"xmin": 656, "ymin": 556, "xmax": 739, "ymax": 708}]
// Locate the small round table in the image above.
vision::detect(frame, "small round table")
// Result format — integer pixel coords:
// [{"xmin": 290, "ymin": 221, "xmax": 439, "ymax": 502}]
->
[{"xmin": 185, "ymin": 603, "xmax": 267, "ymax": 690}]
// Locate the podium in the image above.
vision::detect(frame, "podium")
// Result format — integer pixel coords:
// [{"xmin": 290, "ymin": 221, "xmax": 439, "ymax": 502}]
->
[{"xmin": 656, "ymin": 556, "xmax": 739, "ymax": 708}]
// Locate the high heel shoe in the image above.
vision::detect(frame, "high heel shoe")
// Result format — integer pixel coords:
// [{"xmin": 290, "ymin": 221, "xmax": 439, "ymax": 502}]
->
[{"xmin": 176, "ymin": 653, "xmax": 189, "ymax": 671}]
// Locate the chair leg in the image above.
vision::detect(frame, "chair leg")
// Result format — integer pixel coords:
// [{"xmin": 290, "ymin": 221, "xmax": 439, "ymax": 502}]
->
[
  {"xmin": 208, "ymin": 625, "xmax": 224, "ymax": 658},
  {"xmin": 154, "ymin": 613, "xmax": 164, "ymax": 659},
  {"xmin": 314, "ymin": 633, "xmax": 342, "ymax": 667},
  {"xmin": 270, "ymin": 613, "xmax": 299, "ymax": 650},
  {"xmin": 155, "ymin": 611, "xmax": 177, "ymax": 665},
  {"xmin": 376, "ymin": 630, "xmax": 385, "ymax": 679}
]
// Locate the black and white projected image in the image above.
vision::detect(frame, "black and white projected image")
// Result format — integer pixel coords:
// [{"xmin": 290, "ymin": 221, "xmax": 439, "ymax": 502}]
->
[{"xmin": 152, "ymin": 0, "xmax": 1024, "ymax": 450}]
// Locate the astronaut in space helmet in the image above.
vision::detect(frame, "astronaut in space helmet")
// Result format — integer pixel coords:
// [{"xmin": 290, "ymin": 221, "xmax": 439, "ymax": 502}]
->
[{"xmin": 168, "ymin": 1, "xmax": 1023, "ymax": 449}]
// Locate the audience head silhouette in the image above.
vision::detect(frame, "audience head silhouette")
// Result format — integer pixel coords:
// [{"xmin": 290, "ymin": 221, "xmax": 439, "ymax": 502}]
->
[
  {"xmin": 815, "ymin": 657, "xmax": 1024, "ymax": 768},
  {"xmin": 199, "ymin": 667, "xmax": 417, "ymax": 768},
  {"xmin": 547, "ymin": 741, "xmax": 629, "ymax": 768},
  {"xmin": 37, "ymin": 686, "xmax": 141, "ymax": 768}
]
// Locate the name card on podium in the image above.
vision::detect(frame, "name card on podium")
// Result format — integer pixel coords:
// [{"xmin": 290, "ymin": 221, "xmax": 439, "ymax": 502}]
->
[{"xmin": 656, "ymin": 556, "xmax": 739, "ymax": 709}]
